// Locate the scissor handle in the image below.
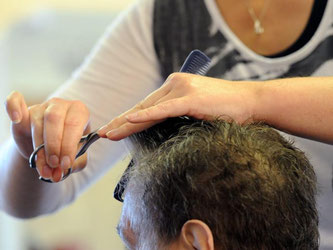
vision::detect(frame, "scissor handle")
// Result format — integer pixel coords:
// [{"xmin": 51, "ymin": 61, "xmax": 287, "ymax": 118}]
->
[
  {"xmin": 29, "ymin": 145, "xmax": 73, "ymax": 182},
  {"xmin": 29, "ymin": 131, "xmax": 100, "ymax": 183},
  {"xmin": 76, "ymin": 131, "xmax": 100, "ymax": 158},
  {"xmin": 29, "ymin": 144, "xmax": 44, "ymax": 169}
]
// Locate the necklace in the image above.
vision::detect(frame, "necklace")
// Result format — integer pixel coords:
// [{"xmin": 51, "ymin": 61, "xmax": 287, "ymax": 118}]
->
[{"xmin": 244, "ymin": 0, "xmax": 272, "ymax": 35}]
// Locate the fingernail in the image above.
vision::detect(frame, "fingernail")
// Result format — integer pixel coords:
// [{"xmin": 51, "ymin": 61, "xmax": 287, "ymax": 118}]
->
[
  {"xmin": 42, "ymin": 165, "xmax": 52, "ymax": 178},
  {"xmin": 106, "ymin": 129, "xmax": 119, "ymax": 138},
  {"xmin": 12, "ymin": 111, "xmax": 21, "ymax": 123},
  {"xmin": 49, "ymin": 155, "xmax": 59, "ymax": 168},
  {"xmin": 98, "ymin": 125, "xmax": 110, "ymax": 138},
  {"xmin": 61, "ymin": 156, "xmax": 71, "ymax": 170}
]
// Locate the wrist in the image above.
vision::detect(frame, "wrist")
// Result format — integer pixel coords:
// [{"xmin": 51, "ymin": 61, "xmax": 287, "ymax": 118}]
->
[{"xmin": 249, "ymin": 80, "xmax": 270, "ymax": 123}]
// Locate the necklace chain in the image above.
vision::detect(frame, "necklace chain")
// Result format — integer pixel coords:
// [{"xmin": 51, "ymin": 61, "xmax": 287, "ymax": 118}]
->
[{"xmin": 244, "ymin": 0, "xmax": 272, "ymax": 35}]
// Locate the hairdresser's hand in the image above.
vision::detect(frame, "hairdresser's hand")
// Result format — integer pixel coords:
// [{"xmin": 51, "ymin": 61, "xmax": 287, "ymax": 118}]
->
[
  {"xmin": 5, "ymin": 91, "xmax": 90, "ymax": 182},
  {"xmin": 98, "ymin": 73, "xmax": 258, "ymax": 140}
]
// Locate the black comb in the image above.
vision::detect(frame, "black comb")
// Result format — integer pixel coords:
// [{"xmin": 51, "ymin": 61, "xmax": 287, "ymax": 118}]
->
[{"xmin": 179, "ymin": 49, "xmax": 211, "ymax": 75}]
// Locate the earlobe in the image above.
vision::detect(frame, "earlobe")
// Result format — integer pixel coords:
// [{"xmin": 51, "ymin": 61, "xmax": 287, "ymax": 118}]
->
[{"xmin": 179, "ymin": 219, "xmax": 214, "ymax": 249}]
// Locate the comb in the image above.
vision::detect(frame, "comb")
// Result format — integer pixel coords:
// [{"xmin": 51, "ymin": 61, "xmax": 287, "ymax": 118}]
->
[{"xmin": 179, "ymin": 49, "xmax": 211, "ymax": 75}]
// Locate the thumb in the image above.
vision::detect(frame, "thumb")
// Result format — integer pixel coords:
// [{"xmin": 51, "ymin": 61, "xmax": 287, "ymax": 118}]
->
[
  {"xmin": 13, "ymin": 97, "xmax": 31, "ymax": 135},
  {"xmin": 5, "ymin": 91, "xmax": 31, "ymax": 137}
]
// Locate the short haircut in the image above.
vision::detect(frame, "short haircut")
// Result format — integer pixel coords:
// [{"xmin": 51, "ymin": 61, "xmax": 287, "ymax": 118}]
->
[{"xmin": 125, "ymin": 117, "xmax": 319, "ymax": 249}]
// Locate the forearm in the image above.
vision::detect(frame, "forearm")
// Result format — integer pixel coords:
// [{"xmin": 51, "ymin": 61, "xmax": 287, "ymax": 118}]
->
[
  {"xmin": 0, "ymin": 140, "xmax": 64, "ymax": 218},
  {"xmin": 254, "ymin": 76, "xmax": 333, "ymax": 143}
]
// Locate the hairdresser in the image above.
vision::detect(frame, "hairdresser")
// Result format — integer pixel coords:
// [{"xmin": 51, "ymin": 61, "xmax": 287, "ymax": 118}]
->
[{"xmin": 2, "ymin": 0, "xmax": 333, "ymax": 248}]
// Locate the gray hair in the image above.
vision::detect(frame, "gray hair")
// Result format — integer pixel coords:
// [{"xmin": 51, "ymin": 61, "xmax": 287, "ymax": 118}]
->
[{"xmin": 125, "ymin": 118, "xmax": 318, "ymax": 250}]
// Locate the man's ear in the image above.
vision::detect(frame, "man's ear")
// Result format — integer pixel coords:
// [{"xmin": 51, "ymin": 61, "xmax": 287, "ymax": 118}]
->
[{"xmin": 178, "ymin": 219, "xmax": 214, "ymax": 249}]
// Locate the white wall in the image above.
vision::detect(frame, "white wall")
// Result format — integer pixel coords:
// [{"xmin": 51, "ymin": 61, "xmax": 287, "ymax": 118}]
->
[
  {"xmin": 0, "ymin": 0, "xmax": 135, "ymax": 30},
  {"xmin": 0, "ymin": 32, "xmax": 26, "ymax": 250}
]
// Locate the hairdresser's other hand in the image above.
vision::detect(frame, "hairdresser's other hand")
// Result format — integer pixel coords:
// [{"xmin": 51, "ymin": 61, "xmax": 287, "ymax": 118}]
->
[
  {"xmin": 5, "ymin": 91, "xmax": 90, "ymax": 182},
  {"xmin": 98, "ymin": 73, "xmax": 258, "ymax": 140}
]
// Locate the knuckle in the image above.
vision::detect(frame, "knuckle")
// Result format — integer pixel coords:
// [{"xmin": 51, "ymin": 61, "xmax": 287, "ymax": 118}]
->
[
  {"xmin": 47, "ymin": 145, "xmax": 61, "ymax": 155},
  {"xmin": 45, "ymin": 137, "xmax": 62, "ymax": 153},
  {"xmin": 73, "ymin": 100, "xmax": 89, "ymax": 115},
  {"xmin": 167, "ymin": 73, "xmax": 191, "ymax": 88},
  {"xmin": 29, "ymin": 105, "xmax": 43, "ymax": 122},
  {"xmin": 140, "ymin": 109, "xmax": 150, "ymax": 118},
  {"xmin": 166, "ymin": 72, "xmax": 181, "ymax": 83},
  {"xmin": 156, "ymin": 104, "xmax": 172, "ymax": 117},
  {"xmin": 44, "ymin": 109, "xmax": 63, "ymax": 123},
  {"xmin": 48, "ymin": 97, "xmax": 63, "ymax": 104},
  {"xmin": 123, "ymin": 123, "xmax": 134, "ymax": 133},
  {"xmin": 134, "ymin": 101, "xmax": 146, "ymax": 111},
  {"xmin": 64, "ymin": 117, "xmax": 82, "ymax": 127},
  {"xmin": 167, "ymin": 72, "xmax": 180, "ymax": 80},
  {"xmin": 72, "ymin": 99, "xmax": 84, "ymax": 106},
  {"xmin": 28, "ymin": 105, "xmax": 38, "ymax": 117}
]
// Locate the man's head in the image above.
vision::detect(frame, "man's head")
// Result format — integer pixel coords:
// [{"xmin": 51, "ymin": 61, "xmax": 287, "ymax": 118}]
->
[{"xmin": 117, "ymin": 118, "xmax": 318, "ymax": 250}]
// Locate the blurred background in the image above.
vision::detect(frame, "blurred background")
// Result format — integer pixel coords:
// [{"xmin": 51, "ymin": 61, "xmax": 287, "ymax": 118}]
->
[{"xmin": 0, "ymin": 0, "xmax": 135, "ymax": 249}]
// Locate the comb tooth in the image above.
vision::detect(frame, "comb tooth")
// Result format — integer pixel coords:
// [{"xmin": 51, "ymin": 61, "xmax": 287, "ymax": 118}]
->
[
  {"xmin": 186, "ymin": 60, "xmax": 210, "ymax": 75},
  {"xmin": 184, "ymin": 60, "xmax": 207, "ymax": 74}
]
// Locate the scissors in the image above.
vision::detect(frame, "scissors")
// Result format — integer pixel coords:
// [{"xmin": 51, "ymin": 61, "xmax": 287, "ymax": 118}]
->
[{"xmin": 29, "ymin": 131, "xmax": 100, "ymax": 183}]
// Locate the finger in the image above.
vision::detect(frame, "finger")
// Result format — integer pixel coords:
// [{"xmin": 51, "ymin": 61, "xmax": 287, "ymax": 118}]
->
[
  {"xmin": 99, "ymin": 90, "xmax": 177, "ymax": 137},
  {"xmin": 30, "ymin": 105, "xmax": 45, "ymax": 150},
  {"xmin": 6, "ymin": 91, "xmax": 31, "ymax": 140},
  {"xmin": 51, "ymin": 167, "xmax": 63, "ymax": 182},
  {"xmin": 106, "ymin": 120, "xmax": 162, "ymax": 141},
  {"xmin": 35, "ymin": 149, "xmax": 53, "ymax": 180},
  {"xmin": 10, "ymin": 102, "xmax": 34, "ymax": 159},
  {"xmin": 41, "ymin": 165, "xmax": 53, "ymax": 179},
  {"xmin": 5, "ymin": 91, "xmax": 25, "ymax": 123},
  {"xmin": 126, "ymin": 98, "xmax": 191, "ymax": 123},
  {"xmin": 60, "ymin": 101, "xmax": 90, "ymax": 171},
  {"xmin": 98, "ymin": 84, "xmax": 171, "ymax": 136},
  {"xmin": 30, "ymin": 105, "xmax": 49, "ymax": 172},
  {"xmin": 43, "ymin": 101, "xmax": 70, "ymax": 168},
  {"xmin": 49, "ymin": 152, "xmax": 87, "ymax": 182}
]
